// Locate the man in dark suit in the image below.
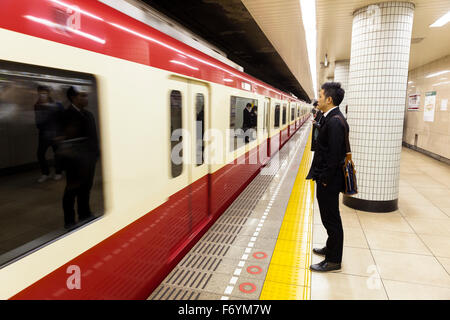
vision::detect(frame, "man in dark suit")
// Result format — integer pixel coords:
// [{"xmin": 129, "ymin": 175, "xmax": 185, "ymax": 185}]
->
[
  {"xmin": 60, "ymin": 86, "xmax": 99, "ymax": 229},
  {"xmin": 309, "ymin": 82, "xmax": 349, "ymax": 272},
  {"xmin": 242, "ymin": 103, "xmax": 253, "ymax": 143}
]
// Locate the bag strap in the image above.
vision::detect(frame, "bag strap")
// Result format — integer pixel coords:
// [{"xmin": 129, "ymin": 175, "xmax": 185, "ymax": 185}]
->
[{"xmin": 332, "ymin": 115, "xmax": 351, "ymax": 154}]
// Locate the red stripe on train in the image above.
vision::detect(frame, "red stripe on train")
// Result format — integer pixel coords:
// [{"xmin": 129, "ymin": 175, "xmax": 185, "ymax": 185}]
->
[{"xmin": 0, "ymin": 0, "xmax": 298, "ymax": 102}]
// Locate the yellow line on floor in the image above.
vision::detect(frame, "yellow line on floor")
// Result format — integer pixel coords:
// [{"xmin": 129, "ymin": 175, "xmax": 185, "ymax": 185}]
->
[{"xmin": 260, "ymin": 131, "xmax": 315, "ymax": 300}]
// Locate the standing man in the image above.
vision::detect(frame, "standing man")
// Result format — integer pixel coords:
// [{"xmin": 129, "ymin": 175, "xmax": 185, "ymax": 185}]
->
[
  {"xmin": 242, "ymin": 103, "xmax": 253, "ymax": 143},
  {"xmin": 60, "ymin": 86, "xmax": 99, "ymax": 229},
  {"xmin": 34, "ymin": 85, "xmax": 64, "ymax": 183},
  {"xmin": 309, "ymin": 82, "xmax": 349, "ymax": 272}
]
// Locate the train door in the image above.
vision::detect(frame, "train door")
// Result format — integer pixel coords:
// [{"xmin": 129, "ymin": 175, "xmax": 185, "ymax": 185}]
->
[
  {"xmin": 187, "ymin": 81, "xmax": 210, "ymax": 229},
  {"xmin": 166, "ymin": 77, "xmax": 210, "ymax": 258},
  {"xmin": 166, "ymin": 77, "xmax": 191, "ymax": 252}
]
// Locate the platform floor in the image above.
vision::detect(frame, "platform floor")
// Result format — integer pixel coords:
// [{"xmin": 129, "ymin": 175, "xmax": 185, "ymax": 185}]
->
[
  {"xmin": 311, "ymin": 147, "xmax": 450, "ymax": 300},
  {"xmin": 148, "ymin": 123, "xmax": 450, "ymax": 300}
]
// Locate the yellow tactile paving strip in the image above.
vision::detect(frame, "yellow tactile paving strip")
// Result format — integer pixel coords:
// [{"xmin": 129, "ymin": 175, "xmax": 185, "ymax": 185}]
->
[{"xmin": 260, "ymin": 132, "xmax": 314, "ymax": 300}]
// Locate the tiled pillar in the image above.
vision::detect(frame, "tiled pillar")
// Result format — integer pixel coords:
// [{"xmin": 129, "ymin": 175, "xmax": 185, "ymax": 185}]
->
[
  {"xmin": 334, "ymin": 60, "xmax": 350, "ymax": 117},
  {"xmin": 344, "ymin": 2, "xmax": 414, "ymax": 212}
]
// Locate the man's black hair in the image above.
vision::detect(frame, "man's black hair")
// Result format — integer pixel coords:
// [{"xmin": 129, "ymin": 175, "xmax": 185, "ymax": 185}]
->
[
  {"xmin": 246, "ymin": 103, "xmax": 252, "ymax": 108},
  {"xmin": 321, "ymin": 82, "xmax": 345, "ymax": 106},
  {"xmin": 67, "ymin": 86, "xmax": 79, "ymax": 102}
]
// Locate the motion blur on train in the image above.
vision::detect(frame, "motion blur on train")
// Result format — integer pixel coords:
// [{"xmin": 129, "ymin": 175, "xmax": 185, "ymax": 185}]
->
[{"xmin": 0, "ymin": 0, "xmax": 311, "ymax": 299}]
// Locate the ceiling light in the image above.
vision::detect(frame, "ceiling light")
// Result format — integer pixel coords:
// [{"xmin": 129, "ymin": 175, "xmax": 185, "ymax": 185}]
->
[
  {"xmin": 425, "ymin": 70, "xmax": 450, "ymax": 78},
  {"xmin": 430, "ymin": 11, "xmax": 450, "ymax": 27},
  {"xmin": 300, "ymin": 0, "xmax": 317, "ymax": 99},
  {"xmin": 432, "ymin": 81, "xmax": 450, "ymax": 87}
]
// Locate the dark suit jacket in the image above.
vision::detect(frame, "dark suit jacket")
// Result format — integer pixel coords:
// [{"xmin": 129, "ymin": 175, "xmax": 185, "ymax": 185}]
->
[
  {"xmin": 310, "ymin": 111, "xmax": 324, "ymax": 152},
  {"xmin": 242, "ymin": 108, "xmax": 252, "ymax": 129},
  {"xmin": 307, "ymin": 107, "xmax": 349, "ymax": 191},
  {"xmin": 62, "ymin": 105, "xmax": 100, "ymax": 157}
]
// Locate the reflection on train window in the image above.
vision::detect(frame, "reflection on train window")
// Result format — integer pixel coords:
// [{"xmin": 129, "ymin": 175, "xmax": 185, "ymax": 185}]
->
[
  {"xmin": 282, "ymin": 104, "xmax": 287, "ymax": 125},
  {"xmin": 229, "ymin": 96, "xmax": 257, "ymax": 151},
  {"xmin": 291, "ymin": 107, "xmax": 295, "ymax": 121},
  {"xmin": 274, "ymin": 104, "xmax": 280, "ymax": 128},
  {"xmin": 195, "ymin": 93, "xmax": 204, "ymax": 166},
  {"xmin": 170, "ymin": 90, "xmax": 183, "ymax": 178},
  {"xmin": 0, "ymin": 59, "xmax": 104, "ymax": 267}
]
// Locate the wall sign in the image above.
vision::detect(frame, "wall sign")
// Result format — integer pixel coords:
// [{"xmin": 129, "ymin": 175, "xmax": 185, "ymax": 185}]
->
[
  {"xmin": 408, "ymin": 93, "xmax": 420, "ymax": 111},
  {"xmin": 441, "ymin": 99, "xmax": 448, "ymax": 111},
  {"xmin": 424, "ymin": 91, "xmax": 436, "ymax": 122}
]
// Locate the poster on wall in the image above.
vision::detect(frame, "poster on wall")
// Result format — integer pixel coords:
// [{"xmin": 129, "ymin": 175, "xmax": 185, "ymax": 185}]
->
[
  {"xmin": 424, "ymin": 91, "xmax": 436, "ymax": 122},
  {"xmin": 408, "ymin": 94, "xmax": 420, "ymax": 111},
  {"xmin": 441, "ymin": 99, "xmax": 448, "ymax": 111}
]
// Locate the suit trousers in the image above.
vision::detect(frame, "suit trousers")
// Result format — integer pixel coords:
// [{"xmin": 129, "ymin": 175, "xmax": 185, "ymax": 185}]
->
[
  {"xmin": 37, "ymin": 133, "xmax": 62, "ymax": 176},
  {"xmin": 316, "ymin": 182, "xmax": 344, "ymax": 263},
  {"xmin": 63, "ymin": 153, "xmax": 97, "ymax": 225}
]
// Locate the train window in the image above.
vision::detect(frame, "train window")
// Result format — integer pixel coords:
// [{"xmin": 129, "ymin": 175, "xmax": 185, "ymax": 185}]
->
[
  {"xmin": 274, "ymin": 104, "xmax": 280, "ymax": 128},
  {"xmin": 262, "ymin": 100, "xmax": 267, "ymax": 132},
  {"xmin": 0, "ymin": 59, "xmax": 104, "ymax": 267},
  {"xmin": 297, "ymin": 106, "xmax": 300, "ymax": 118},
  {"xmin": 282, "ymin": 104, "xmax": 287, "ymax": 125},
  {"xmin": 195, "ymin": 93, "xmax": 204, "ymax": 166},
  {"xmin": 170, "ymin": 90, "xmax": 183, "ymax": 177},
  {"xmin": 291, "ymin": 107, "xmax": 295, "ymax": 121},
  {"xmin": 229, "ymin": 96, "xmax": 257, "ymax": 151}
]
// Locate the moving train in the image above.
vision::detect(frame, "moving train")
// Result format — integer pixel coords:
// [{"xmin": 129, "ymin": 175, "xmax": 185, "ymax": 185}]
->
[{"xmin": 0, "ymin": 0, "xmax": 311, "ymax": 299}]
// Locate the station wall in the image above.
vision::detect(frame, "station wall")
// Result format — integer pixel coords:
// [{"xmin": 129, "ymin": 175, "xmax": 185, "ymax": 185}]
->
[{"xmin": 404, "ymin": 55, "xmax": 450, "ymax": 161}]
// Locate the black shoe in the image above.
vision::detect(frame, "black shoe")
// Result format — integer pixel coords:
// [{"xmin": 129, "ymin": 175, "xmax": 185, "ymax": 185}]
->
[
  {"xmin": 310, "ymin": 260, "xmax": 341, "ymax": 272},
  {"xmin": 313, "ymin": 247, "xmax": 327, "ymax": 256}
]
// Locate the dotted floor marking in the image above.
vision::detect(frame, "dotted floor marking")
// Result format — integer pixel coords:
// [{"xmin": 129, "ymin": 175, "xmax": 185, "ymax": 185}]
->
[
  {"xmin": 259, "ymin": 130, "xmax": 314, "ymax": 300},
  {"xmin": 220, "ymin": 127, "xmax": 310, "ymax": 299}
]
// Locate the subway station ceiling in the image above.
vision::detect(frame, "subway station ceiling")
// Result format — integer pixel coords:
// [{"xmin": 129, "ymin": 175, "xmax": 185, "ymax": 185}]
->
[
  {"xmin": 141, "ymin": 0, "xmax": 313, "ymax": 101},
  {"xmin": 317, "ymin": 0, "xmax": 450, "ymax": 85}
]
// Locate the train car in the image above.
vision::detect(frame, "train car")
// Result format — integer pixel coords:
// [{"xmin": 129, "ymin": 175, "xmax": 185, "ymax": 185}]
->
[{"xmin": 0, "ymin": 0, "xmax": 310, "ymax": 299}]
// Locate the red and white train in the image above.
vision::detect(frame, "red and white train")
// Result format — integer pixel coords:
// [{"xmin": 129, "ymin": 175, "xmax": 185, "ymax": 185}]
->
[{"xmin": 0, "ymin": 0, "xmax": 310, "ymax": 299}]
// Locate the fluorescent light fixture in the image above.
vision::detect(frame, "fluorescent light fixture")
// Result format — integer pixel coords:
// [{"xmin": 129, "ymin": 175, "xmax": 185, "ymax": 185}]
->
[
  {"xmin": 224, "ymin": 78, "xmax": 233, "ymax": 82},
  {"xmin": 430, "ymin": 11, "xmax": 450, "ymax": 27},
  {"xmin": 169, "ymin": 60, "xmax": 199, "ymax": 71},
  {"xmin": 432, "ymin": 81, "xmax": 450, "ymax": 87},
  {"xmin": 300, "ymin": 0, "xmax": 317, "ymax": 99},
  {"xmin": 24, "ymin": 15, "xmax": 106, "ymax": 44},
  {"xmin": 408, "ymin": 81, "xmax": 413, "ymax": 84},
  {"xmin": 425, "ymin": 70, "xmax": 450, "ymax": 78}
]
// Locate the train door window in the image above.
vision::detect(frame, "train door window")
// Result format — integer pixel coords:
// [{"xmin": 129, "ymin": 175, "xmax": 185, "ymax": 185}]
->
[
  {"xmin": 274, "ymin": 104, "xmax": 280, "ymax": 128},
  {"xmin": 262, "ymin": 100, "xmax": 267, "ymax": 132},
  {"xmin": 282, "ymin": 104, "xmax": 287, "ymax": 125},
  {"xmin": 0, "ymin": 59, "xmax": 104, "ymax": 267},
  {"xmin": 229, "ymin": 96, "xmax": 257, "ymax": 151},
  {"xmin": 297, "ymin": 106, "xmax": 300, "ymax": 118},
  {"xmin": 195, "ymin": 93, "xmax": 204, "ymax": 166},
  {"xmin": 291, "ymin": 107, "xmax": 295, "ymax": 121},
  {"xmin": 170, "ymin": 90, "xmax": 183, "ymax": 178}
]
